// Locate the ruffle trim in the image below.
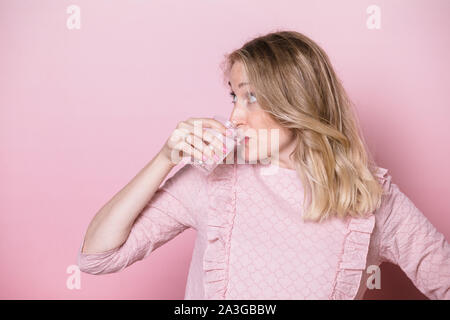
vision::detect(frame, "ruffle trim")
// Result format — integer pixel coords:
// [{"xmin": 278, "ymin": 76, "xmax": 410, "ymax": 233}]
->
[
  {"xmin": 329, "ymin": 166, "xmax": 390, "ymax": 299},
  {"xmin": 202, "ymin": 163, "xmax": 237, "ymax": 299},
  {"xmin": 329, "ymin": 214, "xmax": 376, "ymax": 299},
  {"xmin": 375, "ymin": 166, "xmax": 393, "ymax": 194}
]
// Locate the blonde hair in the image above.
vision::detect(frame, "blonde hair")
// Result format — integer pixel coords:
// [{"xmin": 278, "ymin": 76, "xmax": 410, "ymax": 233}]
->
[{"xmin": 220, "ymin": 29, "xmax": 385, "ymax": 223}]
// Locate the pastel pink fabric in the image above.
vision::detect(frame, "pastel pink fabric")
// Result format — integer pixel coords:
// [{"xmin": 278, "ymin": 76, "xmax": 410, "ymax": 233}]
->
[{"xmin": 77, "ymin": 162, "xmax": 450, "ymax": 299}]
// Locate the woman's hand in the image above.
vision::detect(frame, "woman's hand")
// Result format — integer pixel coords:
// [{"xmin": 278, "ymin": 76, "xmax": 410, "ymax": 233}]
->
[{"xmin": 160, "ymin": 118, "xmax": 229, "ymax": 165}]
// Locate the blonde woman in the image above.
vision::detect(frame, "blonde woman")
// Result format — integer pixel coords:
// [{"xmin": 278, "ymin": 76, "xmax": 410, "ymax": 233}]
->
[{"xmin": 77, "ymin": 30, "xmax": 450, "ymax": 299}]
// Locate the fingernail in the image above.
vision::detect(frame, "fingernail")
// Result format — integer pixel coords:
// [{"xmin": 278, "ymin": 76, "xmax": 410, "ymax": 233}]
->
[
  {"xmin": 202, "ymin": 155, "xmax": 207, "ymax": 162},
  {"xmin": 213, "ymin": 154, "xmax": 219, "ymax": 162}
]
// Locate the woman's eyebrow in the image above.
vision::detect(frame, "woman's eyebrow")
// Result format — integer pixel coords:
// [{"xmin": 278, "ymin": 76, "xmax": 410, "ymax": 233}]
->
[{"xmin": 228, "ymin": 81, "xmax": 250, "ymax": 91}]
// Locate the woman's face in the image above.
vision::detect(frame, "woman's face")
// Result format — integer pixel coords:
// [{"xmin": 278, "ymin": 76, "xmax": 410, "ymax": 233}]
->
[{"xmin": 228, "ymin": 61, "xmax": 297, "ymax": 168}]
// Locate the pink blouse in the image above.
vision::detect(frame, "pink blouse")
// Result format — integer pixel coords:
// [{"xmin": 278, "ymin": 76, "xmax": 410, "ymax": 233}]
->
[{"xmin": 77, "ymin": 162, "xmax": 450, "ymax": 299}]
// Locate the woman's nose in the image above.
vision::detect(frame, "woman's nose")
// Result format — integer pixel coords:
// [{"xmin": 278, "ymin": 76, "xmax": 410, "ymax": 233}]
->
[{"xmin": 230, "ymin": 105, "xmax": 247, "ymax": 127}]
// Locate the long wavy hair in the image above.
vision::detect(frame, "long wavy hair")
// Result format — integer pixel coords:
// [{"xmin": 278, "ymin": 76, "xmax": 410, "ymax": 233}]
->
[{"xmin": 220, "ymin": 30, "xmax": 385, "ymax": 223}]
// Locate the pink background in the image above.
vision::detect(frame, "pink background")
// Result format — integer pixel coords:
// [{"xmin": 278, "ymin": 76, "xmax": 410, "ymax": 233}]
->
[{"xmin": 1, "ymin": 0, "xmax": 449, "ymax": 299}]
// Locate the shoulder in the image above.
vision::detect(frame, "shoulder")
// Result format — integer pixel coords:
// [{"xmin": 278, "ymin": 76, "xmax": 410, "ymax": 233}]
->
[
  {"xmin": 371, "ymin": 166, "xmax": 400, "ymax": 233},
  {"xmin": 373, "ymin": 166, "xmax": 393, "ymax": 194},
  {"xmin": 372, "ymin": 166, "xmax": 427, "ymax": 237},
  {"xmin": 372, "ymin": 166, "xmax": 412, "ymax": 206}
]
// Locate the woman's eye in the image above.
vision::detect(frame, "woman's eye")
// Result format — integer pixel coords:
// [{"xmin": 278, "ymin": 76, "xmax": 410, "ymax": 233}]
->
[
  {"xmin": 229, "ymin": 91, "xmax": 237, "ymax": 104},
  {"xmin": 248, "ymin": 92, "xmax": 257, "ymax": 103},
  {"xmin": 229, "ymin": 91, "xmax": 257, "ymax": 104}
]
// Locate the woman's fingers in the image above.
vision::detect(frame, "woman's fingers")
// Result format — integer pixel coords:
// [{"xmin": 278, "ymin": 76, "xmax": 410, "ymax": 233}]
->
[
  {"xmin": 201, "ymin": 130, "xmax": 227, "ymax": 157},
  {"xmin": 185, "ymin": 118, "xmax": 228, "ymax": 136},
  {"xmin": 185, "ymin": 134, "xmax": 211, "ymax": 159},
  {"xmin": 186, "ymin": 133, "xmax": 224, "ymax": 162},
  {"xmin": 177, "ymin": 119, "xmax": 228, "ymax": 161},
  {"xmin": 171, "ymin": 129, "xmax": 216, "ymax": 163},
  {"xmin": 166, "ymin": 117, "xmax": 229, "ymax": 165},
  {"xmin": 176, "ymin": 140, "xmax": 204, "ymax": 163}
]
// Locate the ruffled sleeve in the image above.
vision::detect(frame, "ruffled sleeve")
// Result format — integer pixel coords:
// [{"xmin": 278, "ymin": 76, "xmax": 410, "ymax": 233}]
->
[
  {"xmin": 202, "ymin": 163, "xmax": 237, "ymax": 299},
  {"xmin": 329, "ymin": 167, "xmax": 390, "ymax": 300},
  {"xmin": 378, "ymin": 169, "xmax": 450, "ymax": 299},
  {"xmin": 77, "ymin": 163, "xmax": 205, "ymax": 275}
]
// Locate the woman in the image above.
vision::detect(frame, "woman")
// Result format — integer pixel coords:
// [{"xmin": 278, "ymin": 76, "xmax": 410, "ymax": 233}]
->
[{"xmin": 77, "ymin": 30, "xmax": 450, "ymax": 299}]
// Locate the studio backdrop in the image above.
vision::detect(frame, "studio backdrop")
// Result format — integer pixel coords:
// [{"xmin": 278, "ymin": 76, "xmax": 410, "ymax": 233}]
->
[{"xmin": 1, "ymin": 0, "xmax": 449, "ymax": 299}]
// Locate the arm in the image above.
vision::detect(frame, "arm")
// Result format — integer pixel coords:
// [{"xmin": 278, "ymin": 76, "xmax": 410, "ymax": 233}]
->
[
  {"xmin": 77, "ymin": 161, "xmax": 203, "ymax": 274},
  {"xmin": 80, "ymin": 151, "xmax": 176, "ymax": 255},
  {"xmin": 379, "ymin": 183, "xmax": 450, "ymax": 299}
]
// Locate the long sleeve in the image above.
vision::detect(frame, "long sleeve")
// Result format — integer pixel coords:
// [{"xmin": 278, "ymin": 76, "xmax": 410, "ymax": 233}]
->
[
  {"xmin": 77, "ymin": 164, "xmax": 205, "ymax": 275},
  {"xmin": 379, "ymin": 182, "xmax": 450, "ymax": 299}
]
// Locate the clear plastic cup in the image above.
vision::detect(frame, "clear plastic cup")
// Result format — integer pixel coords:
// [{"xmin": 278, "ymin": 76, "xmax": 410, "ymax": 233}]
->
[{"xmin": 191, "ymin": 115, "xmax": 245, "ymax": 174}]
